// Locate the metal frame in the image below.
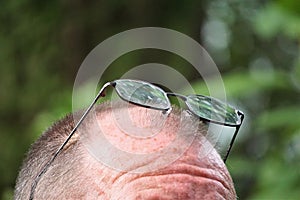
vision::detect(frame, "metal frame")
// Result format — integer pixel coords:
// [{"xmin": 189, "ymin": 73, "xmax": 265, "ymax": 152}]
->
[{"xmin": 29, "ymin": 79, "xmax": 244, "ymax": 200}]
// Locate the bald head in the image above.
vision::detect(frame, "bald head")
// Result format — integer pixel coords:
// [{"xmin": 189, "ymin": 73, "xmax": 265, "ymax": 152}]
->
[{"xmin": 15, "ymin": 101, "xmax": 236, "ymax": 199}]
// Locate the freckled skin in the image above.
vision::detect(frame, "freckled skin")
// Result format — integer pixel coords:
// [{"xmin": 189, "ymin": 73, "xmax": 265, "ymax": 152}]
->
[{"xmin": 80, "ymin": 105, "xmax": 236, "ymax": 200}]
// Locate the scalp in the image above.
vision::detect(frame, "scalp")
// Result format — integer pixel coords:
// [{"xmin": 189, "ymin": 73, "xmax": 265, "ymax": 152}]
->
[{"xmin": 14, "ymin": 101, "xmax": 236, "ymax": 199}]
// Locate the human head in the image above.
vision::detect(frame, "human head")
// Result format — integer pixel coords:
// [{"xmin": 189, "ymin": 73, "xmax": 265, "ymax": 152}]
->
[{"xmin": 14, "ymin": 101, "xmax": 236, "ymax": 199}]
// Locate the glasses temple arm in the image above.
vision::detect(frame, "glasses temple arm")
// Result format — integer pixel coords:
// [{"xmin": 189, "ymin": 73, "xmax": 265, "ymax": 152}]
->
[
  {"xmin": 223, "ymin": 111, "xmax": 245, "ymax": 163},
  {"xmin": 29, "ymin": 82, "xmax": 112, "ymax": 200}
]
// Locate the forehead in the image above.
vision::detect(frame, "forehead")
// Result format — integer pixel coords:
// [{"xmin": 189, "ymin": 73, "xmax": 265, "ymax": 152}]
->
[
  {"xmin": 81, "ymin": 102, "xmax": 201, "ymax": 148},
  {"xmin": 78, "ymin": 101, "xmax": 221, "ymax": 173}
]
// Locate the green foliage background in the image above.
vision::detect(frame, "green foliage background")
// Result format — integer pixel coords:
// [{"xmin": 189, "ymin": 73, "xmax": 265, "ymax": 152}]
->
[{"xmin": 1, "ymin": 0, "xmax": 299, "ymax": 199}]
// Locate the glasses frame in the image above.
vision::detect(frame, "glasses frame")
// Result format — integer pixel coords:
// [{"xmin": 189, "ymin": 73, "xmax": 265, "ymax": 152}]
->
[{"xmin": 29, "ymin": 79, "xmax": 244, "ymax": 200}]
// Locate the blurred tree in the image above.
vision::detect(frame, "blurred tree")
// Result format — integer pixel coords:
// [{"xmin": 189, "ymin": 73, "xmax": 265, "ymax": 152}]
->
[{"xmin": 0, "ymin": 0, "xmax": 299, "ymax": 200}]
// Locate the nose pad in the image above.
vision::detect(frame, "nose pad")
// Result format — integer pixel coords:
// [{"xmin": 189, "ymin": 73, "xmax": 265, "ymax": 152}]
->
[{"xmin": 162, "ymin": 107, "xmax": 172, "ymax": 115}]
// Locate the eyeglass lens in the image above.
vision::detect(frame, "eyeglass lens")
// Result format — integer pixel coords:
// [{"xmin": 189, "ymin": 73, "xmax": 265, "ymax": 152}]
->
[
  {"xmin": 114, "ymin": 80, "xmax": 241, "ymax": 126},
  {"xmin": 114, "ymin": 79, "xmax": 170, "ymax": 110},
  {"xmin": 185, "ymin": 95, "xmax": 240, "ymax": 126}
]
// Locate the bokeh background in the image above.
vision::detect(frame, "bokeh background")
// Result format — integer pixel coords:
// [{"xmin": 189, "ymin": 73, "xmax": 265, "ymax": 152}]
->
[{"xmin": 1, "ymin": 0, "xmax": 300, "ymax": 199}]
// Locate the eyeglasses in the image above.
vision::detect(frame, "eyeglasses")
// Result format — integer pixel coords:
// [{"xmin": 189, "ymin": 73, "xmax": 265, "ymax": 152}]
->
[{"xmin": 29, "ymin": 79, "xmax": 244, "ymax": 200}]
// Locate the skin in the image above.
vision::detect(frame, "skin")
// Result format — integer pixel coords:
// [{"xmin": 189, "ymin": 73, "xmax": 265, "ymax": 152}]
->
[
  {"xmin": 74, "ymin": 104, "xmax": 236, "ymax": 199},
  {"xmin": 15, "ymin": 103, "xmax": 236, "ymax": 200}
]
